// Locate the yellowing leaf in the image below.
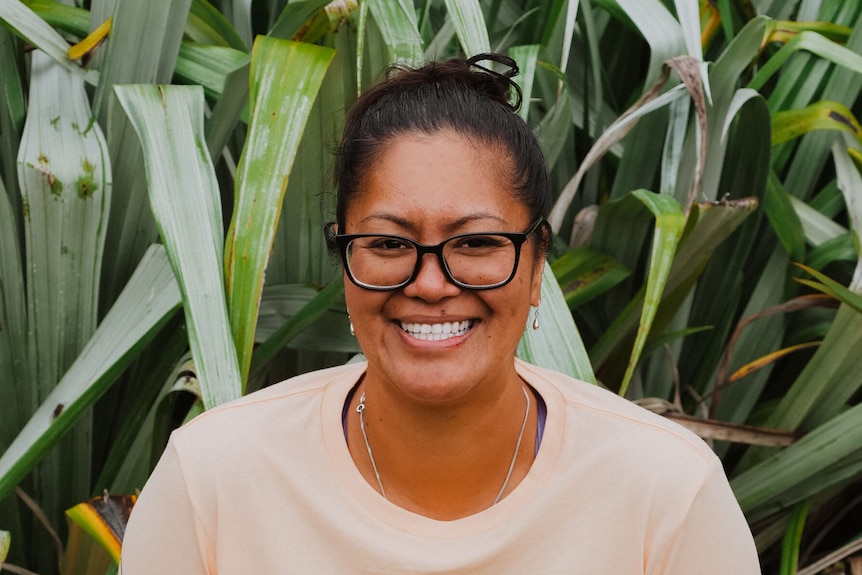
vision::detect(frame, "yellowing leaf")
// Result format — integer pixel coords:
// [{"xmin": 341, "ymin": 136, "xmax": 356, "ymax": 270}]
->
[
  {"xmin": 65, "ymin": 494, "xmax": 136, "ymax": 564},
  {"xmin": 772, "ymin": 101, "xmax": 862, "ymax": 146}
]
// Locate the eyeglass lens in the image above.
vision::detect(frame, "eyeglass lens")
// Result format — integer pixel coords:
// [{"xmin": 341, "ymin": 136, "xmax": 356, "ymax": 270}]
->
[{"xmin": 345, "ymin": 234, "xmax": 518, "ymax": 288}]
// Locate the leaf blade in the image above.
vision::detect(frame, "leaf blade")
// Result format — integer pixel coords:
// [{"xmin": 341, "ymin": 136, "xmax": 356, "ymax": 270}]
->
[
  {"xmin": 224, "ymin": 37, "xmax": 335, "ymax": 386},
  {"xmin": 114, "ymin": 84, "xmax": 242, "ymax": 409},
  {"xmin": 0, "ymin": 245, "xmax": 181, "ymax": 502}
]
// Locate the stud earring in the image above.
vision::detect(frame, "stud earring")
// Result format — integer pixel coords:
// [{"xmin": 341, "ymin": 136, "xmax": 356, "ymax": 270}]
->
[{"xmin": 531, "ymin": 306, "xmax": 540, "ymax": 331}]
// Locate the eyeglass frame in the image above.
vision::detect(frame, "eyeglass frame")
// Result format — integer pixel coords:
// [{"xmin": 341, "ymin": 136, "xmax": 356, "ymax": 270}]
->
[{"xmin": 324, "ymin": 216, "xmax": 545, "ymax": 291}]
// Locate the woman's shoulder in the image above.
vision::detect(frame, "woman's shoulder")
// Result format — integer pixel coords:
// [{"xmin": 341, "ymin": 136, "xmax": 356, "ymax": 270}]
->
[
  {"xmin": 170, "ymin": 361, "xmax": 366, "ymax": 442},
  {"xmin": 516, "ymin": 359, "xmax": 719, "ymax": 469}
]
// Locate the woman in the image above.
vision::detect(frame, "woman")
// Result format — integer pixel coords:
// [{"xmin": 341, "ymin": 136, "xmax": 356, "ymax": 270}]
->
[{"xmin": 121, "ymin": 54, "xmax": 760, "ymax": 573}]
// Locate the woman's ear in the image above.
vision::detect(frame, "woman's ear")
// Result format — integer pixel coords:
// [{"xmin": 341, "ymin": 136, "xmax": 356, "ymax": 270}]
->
[{"xmin": 530, "ymin": 257, "xmax": 544, "ymax": 307}]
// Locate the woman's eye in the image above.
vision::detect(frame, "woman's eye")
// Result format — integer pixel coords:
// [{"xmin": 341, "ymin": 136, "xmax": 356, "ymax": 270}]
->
[
  {"xmin": 369, "ymin": 237, "xmax": 409, "ymax": 250},
  {"xmin": 458, "ymin": 235, "xmax": 505, "ymax": 249}
]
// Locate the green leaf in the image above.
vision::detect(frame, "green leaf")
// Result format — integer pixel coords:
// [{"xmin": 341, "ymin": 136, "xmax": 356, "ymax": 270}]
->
[
  {"xmin": 590, "ymin": 197, "xmax": 758, "ymax": 386},
  {"xmin": 94, "ymin": 324, "xmax": 190, "ymax": 494},
  {"xmin": 223, "ymin": 0, "xmax": 253, "ymax": 48},
  {"xmin": 265, "ymin": 27, "xmax": 354, "ymax": 290},
  {"xmin": 790, "ymin": 194, "xmax": 847, "ymax": 246},
  {"xmin": 99, "ymin": 0, "xmax": 196, "ymax": 306},
  {"xmin": 833, "ymin": 138, "xmax": 862, "ymax": 291},
  {"xmin": 20, "ymin": 0, "xmax": 90, "ymax": 37},
  {"xmin": 114, "ymin": 84, "xmax": 241, "ymax": 409},
  {"xmin": 517, "ymin": 263, "xmax": 596, "ymax": 384},
  {"xmin": 268, "ymin": 0, "xmax": 332, "ymax": 40},
  {"xmin": 779, "ymin": 500, "xmax": 808, "ymax": 575},
  {"xmin": 534, "ymin": 59, "xmax": 574, "ymax": 171},
  {"xmin": 780, "ymin": 4, "xmax": 862, "ymax": 201},
  {"xmin": 0, "ymin": 0, "xmax": 96, "ymax": 82},
  {"xmin": 738, "ymin": 303, "xmax": 862, "ymax": 473},
  {"xmin": 0, "ymin": 174, "xmax": 27, "ymax": 444},
  {"xmin": 255, "ymin": 284, "xmax": 359, "ymax": 354},
  {"xmin": 732, "ymin": 401, "xmax": 862, "ymax": 516},
  {"xmin": 749, "ymin": 30, "xmax": 862, "ymax": 92},
  {"xmin": 0, "ymin": 245, "xmax": 181, "ymax": 502},
  {"xmin": 443, "ymin": 0, "xmax": 490, "ymax": 56},
  {"xmin": 0, "ymin": 26, "xmax": 25, "ymax": 202},
  {"xmin": 174, "ymin": 42, "xmax": 249, "ymax": 101},
  {"xmin": 763, "ymin": 172, "xmax": 806, "ymax": 261},
  {"xmin": 551, "ymin": 246, "xmax": 631, "ymax": 310},
  {"xmin": 548, "ymin": 82, "xmax": 689, "ymax": 229},
  {"xmin": 793, "ymin": 263, "xmax": 862, "ymax": 314},
  {"xmin": 17, "ymin": 50, "xmax": 112, "ymax": 527},
  {"xmin": 204, "ymin": 60, "xmax": 249, "ymax": 161},
  {"xmin": 772, "ymin": 101, "xmax": 862, "ymax": 145},
  {"xmin": 617, "ymin": 191, "xmax": 685, "ymax": 396},
  {"xmin": 0, "ymin": 529, "xmax": 9, "ymax": 564},
  {"xmin": 597, "ymin": 0, "xmax": 687, "ymax": 87},
  {"xmin": 188, "ymin": 0, "xmax": 247, "ymax": 50},
  {"xmin": 673, "ymin": 0, "xmax": 705, "ymax": 64},
  {"xmin": 92, "ymin": 0, "xmax": 191, "ymax": 118},
  {"xmin": 368, "ymin": 0, "xmax": 424, "ymax": 66},
  {"xmin": 696, "ymin": 17, "xmax": 768, "ymax": 203},
  {"xmin": 251, "ymin": 277, "xmax": 345, "ymax": 373},
  {"xmin": 806, "ymin": 233, "xmax": 857, "ymax": 269},
  {"xmin": 224, "ymin": 37, "xmax": 334, "ymax": 387},
  {"xmin": 508, "ymin": 44, "xmax": 540, "ymax": 122}
]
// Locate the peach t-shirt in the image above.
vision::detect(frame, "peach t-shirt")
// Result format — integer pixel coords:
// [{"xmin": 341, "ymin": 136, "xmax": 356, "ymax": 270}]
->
[{"xmin": 121, "ymin": 359, "xmax": 760, "ymax": 574}]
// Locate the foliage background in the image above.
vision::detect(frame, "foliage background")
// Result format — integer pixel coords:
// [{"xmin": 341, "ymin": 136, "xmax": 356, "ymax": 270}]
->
[{"xmin": 1, "ymin": 0, "xmax": 862, "ymax": 573}]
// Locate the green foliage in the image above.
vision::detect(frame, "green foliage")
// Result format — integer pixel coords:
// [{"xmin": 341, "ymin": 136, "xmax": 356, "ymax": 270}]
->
[{"xmin": 1, "ymin": 0, "xmax": 862, "ymax": 572}]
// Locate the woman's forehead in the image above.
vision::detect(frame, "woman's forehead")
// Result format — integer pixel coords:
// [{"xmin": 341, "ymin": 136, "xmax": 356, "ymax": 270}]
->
[
  {"xmin": 351, "ymin": 133, "xmax": 521, "ymax": 208},
  {"xmin": 347, "ymin": 136, "xmax": 529, "ymax": 229}
]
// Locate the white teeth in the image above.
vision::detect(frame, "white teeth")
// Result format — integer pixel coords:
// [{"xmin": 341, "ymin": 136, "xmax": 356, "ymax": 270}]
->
[{"xmin": 400, "ymin": 320, "xmax": 472, "ymax": 341}]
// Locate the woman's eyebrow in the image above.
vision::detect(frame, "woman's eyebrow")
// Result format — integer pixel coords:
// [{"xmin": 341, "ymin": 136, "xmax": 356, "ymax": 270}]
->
[{"xmin": 358, "ymin": 212, "xmax": 506, "ymax": 234}]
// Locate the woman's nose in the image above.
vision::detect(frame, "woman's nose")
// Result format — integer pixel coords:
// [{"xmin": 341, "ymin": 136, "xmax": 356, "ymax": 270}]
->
[{"xmin": 402, "ymin": 253, "xmax": 462, "ymax": 301}]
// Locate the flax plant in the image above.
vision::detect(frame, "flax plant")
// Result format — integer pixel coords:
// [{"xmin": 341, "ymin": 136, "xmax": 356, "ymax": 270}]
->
[{"xmin": 0, "ymin": 0, "xmax": 861, "ymax": 573}]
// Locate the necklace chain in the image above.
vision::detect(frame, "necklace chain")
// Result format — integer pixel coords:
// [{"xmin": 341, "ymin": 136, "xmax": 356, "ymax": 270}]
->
[
  {"xmin": 356, "ymin": 395, "xmax": 386, "ymax": 499},
  {"xmin": 356, "ymin": 387, "xmax": 531, "ymax": 505}
]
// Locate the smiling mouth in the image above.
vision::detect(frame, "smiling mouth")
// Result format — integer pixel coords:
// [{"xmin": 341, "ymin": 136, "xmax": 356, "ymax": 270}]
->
[{"xmin": 399, "ymin": 320, "xmax": 473, "ymax": 341}]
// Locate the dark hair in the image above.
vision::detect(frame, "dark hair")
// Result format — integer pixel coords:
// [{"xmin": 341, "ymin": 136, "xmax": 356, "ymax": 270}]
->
[{"xmin": 332, "ymin": 53, "xmax": 551, "ymax": 254}]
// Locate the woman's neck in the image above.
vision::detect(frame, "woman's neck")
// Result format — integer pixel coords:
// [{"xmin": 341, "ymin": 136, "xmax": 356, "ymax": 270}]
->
[{"xmin": 346, "ymin": 373, "xmax": 538, "ymax": 520}]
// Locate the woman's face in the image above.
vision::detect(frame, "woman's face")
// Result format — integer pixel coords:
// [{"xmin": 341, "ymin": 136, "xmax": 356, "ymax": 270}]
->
[{"xmin": 343, "ymin": 130, "xmax": 544, "ymax": 406}]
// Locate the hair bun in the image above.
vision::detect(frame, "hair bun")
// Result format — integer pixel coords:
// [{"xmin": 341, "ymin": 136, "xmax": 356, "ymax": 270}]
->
[
  {"xmin": 462, "ymin": 53, "xmax": 523, "ymax": 111},
  {"xmin": 385, "ymin": 52, "xmax": 523, "ymax": 112}
]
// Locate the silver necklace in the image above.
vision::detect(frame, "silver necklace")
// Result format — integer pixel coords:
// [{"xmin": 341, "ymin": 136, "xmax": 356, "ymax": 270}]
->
[{"xmin": 356, "ymin": 387, "xmax": 531, "ymax": 505}]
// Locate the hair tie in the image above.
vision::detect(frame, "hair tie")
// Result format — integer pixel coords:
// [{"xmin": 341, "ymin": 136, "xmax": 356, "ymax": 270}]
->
[{"xmin": 465, "ymin": 53, "xmax": 523, "ymax": 111}]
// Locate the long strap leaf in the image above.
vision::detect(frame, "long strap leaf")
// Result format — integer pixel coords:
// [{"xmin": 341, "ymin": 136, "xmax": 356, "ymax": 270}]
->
[
  {"xmin": 18, "ymin": 50, "xmax": 111, "ymax": 399},
  {"xmin": 443, "ymin": 0, "xmax": 490, "ymax": 56},
  {"xmin": 368, "ymin": 0, "xmax": 424, "ymax": 66},
  {"xmin": 517, "ymin": 264, "xmax": 596, "ymax": 384},
  {"xmin": 731, "ymin": 401, "xmax": 862, "ymax": 516},
  {"xmin": 612, "ymin": 0, "xmax": 686, "ymax": 87},
  {"xmin": 0, "ymin": 0, "xmax": 96, "ymax": 82},
  {"xmin": 224, "ymin": 37, "xmax": 334, "ymax": 387},
  {"xmin": 64, "ymin": 494, "xmax": 135, "ymax": 565},
  {"xmin": 748, "ymin": 30, "xmax": 862, "ymax": 92},
  {"xmin": 0, "ymin": 174, "xmax": 27, "ymax": 440},
  {"xmin": 0, "ymin": 529, "xmax": 9, "ymax": 564},
  {"xmin": 114, "ymin": 84, "xmax": 242, "ymax": 409},
  {"xmin": 617, "ymin": 191, "xmax": 685, "ymax": 396},
  {"xmin": 590, "ymin": 197, "xmax": 758, "ymax": 375},
  {"xmin": 16, "ymin": 51, "xmax": 112, "ymax": 529},
  {"xmin": 0, "ymin": 245, "xmax": 180, "ymax": 502}
]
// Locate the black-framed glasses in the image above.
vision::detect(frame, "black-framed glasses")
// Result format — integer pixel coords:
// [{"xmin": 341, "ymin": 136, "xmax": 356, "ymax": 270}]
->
[{"xmin": 325, "ymin": 217, "xmax": 543, "ymax": 291}]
